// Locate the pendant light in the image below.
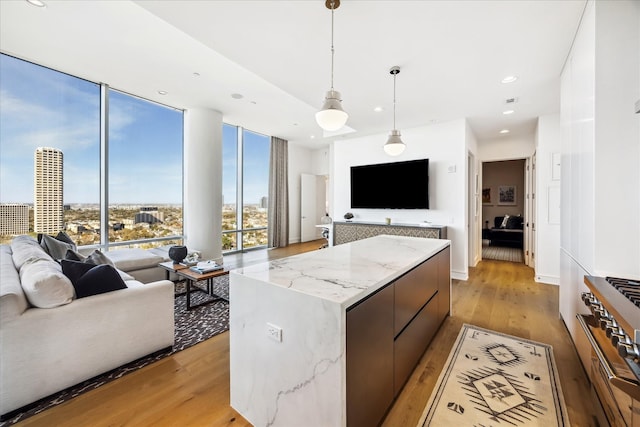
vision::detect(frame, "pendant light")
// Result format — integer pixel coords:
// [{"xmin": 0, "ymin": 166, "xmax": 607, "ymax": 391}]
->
[
  {"xmin": 315, "ymin": 0, "xmax": 348, "ymax": 131},
  {"xmin": 384, "ymin": 66, "xmax": 406, "ymax": 156}
]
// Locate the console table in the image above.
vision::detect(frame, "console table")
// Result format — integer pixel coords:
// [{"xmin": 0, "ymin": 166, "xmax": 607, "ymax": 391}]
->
[
  {"xmin": 333, "ymin": 220, "xmax": 447, "ymax": 245},
  {"xmin": 229, "ymin": 235, "xmax": 451, "ymax": 427}
]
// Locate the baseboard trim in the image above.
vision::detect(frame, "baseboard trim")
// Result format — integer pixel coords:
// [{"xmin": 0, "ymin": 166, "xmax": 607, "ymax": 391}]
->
[
  {"xmin": 535, "ymin": 274, "xmax": 559, "ymax": 285},
  {"xmin": 452, "ymin": 270, "xmax": 468, "ymax": 281}
]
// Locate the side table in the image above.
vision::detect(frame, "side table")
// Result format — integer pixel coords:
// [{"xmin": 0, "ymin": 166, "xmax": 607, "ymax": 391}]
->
[
  {"xmin": 158, "ymin": 261, "xmax": 190, "ymax": 298},
  {"xmin": 175, "ymin": 267, "xmax": 229, "ymax": 311}
]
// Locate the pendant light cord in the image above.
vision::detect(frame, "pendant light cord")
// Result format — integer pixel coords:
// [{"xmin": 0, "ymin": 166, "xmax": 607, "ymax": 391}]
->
[
  {"xmin": 393, "ymin": 72, "xmax": 397, "ymax": 130},
  {"xmin": 330, "ymin": 1, "xmax": 335, "ymax": 90}
]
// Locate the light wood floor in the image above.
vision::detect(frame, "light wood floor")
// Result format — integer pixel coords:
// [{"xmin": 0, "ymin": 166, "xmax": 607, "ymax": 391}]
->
[{"xmin": 15, "ymin": 241, "xmax": 599, "ymax": 426}]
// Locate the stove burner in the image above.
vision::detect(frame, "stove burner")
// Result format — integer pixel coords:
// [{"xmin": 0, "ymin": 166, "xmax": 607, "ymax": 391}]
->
[{"xmin": 606, "ymin": 276, "xmax": 640, "ymax": 308}]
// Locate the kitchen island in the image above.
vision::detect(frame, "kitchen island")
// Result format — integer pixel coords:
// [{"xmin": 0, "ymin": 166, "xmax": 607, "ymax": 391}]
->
[{"xmin": 229, "ymin": 235, "xmax": 451, "ymax": 427}]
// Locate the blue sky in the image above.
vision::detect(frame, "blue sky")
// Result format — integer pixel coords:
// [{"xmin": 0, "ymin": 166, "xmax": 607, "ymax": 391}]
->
[{"xmin": 1, "ymin": 54, "xmax": 269, "ymax": 205}]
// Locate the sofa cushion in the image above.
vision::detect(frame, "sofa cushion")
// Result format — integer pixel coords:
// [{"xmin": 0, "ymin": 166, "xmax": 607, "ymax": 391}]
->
[
  {"xmin": 10, "ymin": 235, "xmax": 52, "ymax": 270},
  {"xmin": 0, "ymin": 245, "xmax": 29, "ymax": 322},
  {"xmin": 61, "ymin": 260, "xmax": 127, "ymax": 298},
  {"xmin": 105, "ymin": 248, "xmax": 163, "ymax": 271},
  {"xmin": 40, "ymin": 233, "xmax": 76, "ymax": 260},
  {"xmin": 506, "ymin": 215, "xmax": 523, "ymax": 229},
  {"xmin": 19, "ymin": 257, "xmax": 74, "ymax": 308}
]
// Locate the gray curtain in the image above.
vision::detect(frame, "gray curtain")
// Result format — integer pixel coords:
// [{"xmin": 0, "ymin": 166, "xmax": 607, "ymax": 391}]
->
[{"xmin": 268, "ymin": 137, "xmax": 289, "ymax": 248}]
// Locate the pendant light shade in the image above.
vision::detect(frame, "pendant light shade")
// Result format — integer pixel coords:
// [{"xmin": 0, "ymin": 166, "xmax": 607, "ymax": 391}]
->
[
  {"xmin": 316, "ymin": 0, "xmax": 348, "ymax": 131},
  {"xmin": 384, "ymin": 130, "xmax": 405, "ymax": 156},
  {"xmin": 316, "ymin": 90, "xmax": 348, "ymax": 131},
  {"xmin": 384, "ymin": 66, "xmax": 405, "ymax": 156}
]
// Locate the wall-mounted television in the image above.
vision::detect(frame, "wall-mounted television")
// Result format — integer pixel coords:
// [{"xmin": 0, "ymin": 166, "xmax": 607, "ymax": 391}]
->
[{"xmin": 350, "ymin": 159, "xmax": 429, "ymax": 209}]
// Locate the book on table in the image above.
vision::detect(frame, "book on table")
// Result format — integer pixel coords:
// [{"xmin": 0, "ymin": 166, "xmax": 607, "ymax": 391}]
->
[{"xmin": 190, "ymin": 261, "xmax": 223, "ymax": 274}]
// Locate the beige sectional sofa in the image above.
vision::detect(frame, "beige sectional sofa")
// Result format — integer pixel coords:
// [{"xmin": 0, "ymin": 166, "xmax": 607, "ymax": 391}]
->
[{"xmin": 0, "ymin": 236, "xmax": 175, "ymax": 418}]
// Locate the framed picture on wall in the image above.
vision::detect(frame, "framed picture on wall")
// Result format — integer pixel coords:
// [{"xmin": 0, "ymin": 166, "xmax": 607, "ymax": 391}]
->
[
  {"xmin": 482, "ymin": 188, "xmax": 492, "ymax": 205},
  {"xmin": 498, "ymin": 185, "xmax": 516, "ymax": 205}
]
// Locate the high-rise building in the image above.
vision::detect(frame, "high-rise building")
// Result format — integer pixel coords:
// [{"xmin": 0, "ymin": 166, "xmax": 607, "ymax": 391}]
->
[
  {"xmin": 34, "ymin": 147, "xmax": 63, "ymax": 234},
  {"xmin": 260, "ymin": 196, "xmax": 268, "ymax": 209},
  {"xmin": 0, "ymin": 204, "xmax": 29, "ymax": 235}
]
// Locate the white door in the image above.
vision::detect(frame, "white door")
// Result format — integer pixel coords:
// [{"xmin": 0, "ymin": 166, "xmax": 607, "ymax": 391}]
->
[
  {"xmin": 524, "ymin": 155, "xmax": 536, "ymax": 267},
  {"xmin": 301, "ymin": 174, "xmax": 318, "ymax": 242}
]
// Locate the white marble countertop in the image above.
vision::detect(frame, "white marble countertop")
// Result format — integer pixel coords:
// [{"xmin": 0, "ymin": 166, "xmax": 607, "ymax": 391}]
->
[{"xmin": 231, "ymin": 235, "xmax": 450, "ymax": 308}]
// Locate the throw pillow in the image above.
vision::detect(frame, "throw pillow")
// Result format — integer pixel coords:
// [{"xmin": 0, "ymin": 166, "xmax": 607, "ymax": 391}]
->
[
  {"xmin": 61, "ymin": 260, "xmax": 127, "ymax": 298},
  {"xmin": 20, "ymin": 257, "xmax": 74, "ymax": 308},
  {"xmin": 65, "ymin": 249, "xmax": 115, "ymax": 267},
  {"xmin": 40, "ymin": 234, "xmax": 76, "ymax": 260},
  {"xmin": 86, "ymin": 250, "xmax": 115, "ymax": 267},
  {"xmin": 61, "ymin": 259, "xmax": 96, "ymax": 285},
  {"xmin": 55, "ymin": 231, "xmax": 76, "ymax": 246},
  {"xmin": 500, "ymin": 214, "xmax": 510, "ymax": 228}
]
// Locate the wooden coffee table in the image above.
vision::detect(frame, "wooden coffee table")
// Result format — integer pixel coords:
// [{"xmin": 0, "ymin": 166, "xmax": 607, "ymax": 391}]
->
[{"xmin": 175, "ymin": 267, "xmax": 229, "ymax": 311}]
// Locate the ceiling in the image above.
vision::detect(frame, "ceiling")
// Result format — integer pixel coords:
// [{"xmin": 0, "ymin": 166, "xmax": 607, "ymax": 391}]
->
[{"xmin": 0, "ymin": 0, "xmax": 586, "ymax": 148}]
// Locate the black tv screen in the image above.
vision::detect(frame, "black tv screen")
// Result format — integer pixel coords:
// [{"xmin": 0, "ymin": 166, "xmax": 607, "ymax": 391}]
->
[{"xmin": 350, "ymin": 159, "xmax": 429, "ymax": 209}]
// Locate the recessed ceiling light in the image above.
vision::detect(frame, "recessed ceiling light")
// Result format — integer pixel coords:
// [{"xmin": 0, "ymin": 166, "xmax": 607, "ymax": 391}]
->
[
  {"xmin": 310, "ymin": 135, "xmax": 316, "ymax": 139},
  {"xmin": 157, "ymin": 90, "xmax": 168, "ymax": 95},
  {"xmin": 374, "ymin": 106, "xmax": 383, "ymax": 112},
  {"xmin": 499, "ymin": 129, "xmax": 510, "ymax": 134},
  {"xmin": 503, "ymin": 110, "xmax": 514, "ymax": 115},
  {"xmin": 502, "ymin": 75, "xmax": 518, "ymax": 84},
  {"xmin": 26, "ymin": 0, "xmax": 46, "ymax": 7},
  {"xmin": 250, "ymin": 101, "xmax": 257, "ymax": 105},
  {"xmin": 231, "ymin": 93, "xmax": 244, "ymax": 99}
]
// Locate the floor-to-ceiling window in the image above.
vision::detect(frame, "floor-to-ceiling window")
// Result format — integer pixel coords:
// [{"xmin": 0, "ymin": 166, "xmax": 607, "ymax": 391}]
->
[
  {"xmin": 0, "ymin": 53, "xmax": 184, "ymax": 249},
  {"xmin": 0, "ymin": 54, "xmax": 100, "ymax": 246},
  {"xmin": 107, "ymin": 89, "xmax": 183, "ymax": 249},
  {"xmin": 222, "ymin": 124, "xmax": 269, "ymax": 253}
]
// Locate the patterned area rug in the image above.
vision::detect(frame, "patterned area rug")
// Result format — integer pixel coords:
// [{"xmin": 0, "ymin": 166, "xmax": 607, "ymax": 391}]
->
[
  {"xmin": 482, "ymin": 245, "xmax": 524, "ymax": 263},
  {"xmin": 0, "ymin": 275, "xmax": 230, "ymax": 426},
  {"xmin": 418, "ymin": 324, "xmax": 570, "ymax": 426}
]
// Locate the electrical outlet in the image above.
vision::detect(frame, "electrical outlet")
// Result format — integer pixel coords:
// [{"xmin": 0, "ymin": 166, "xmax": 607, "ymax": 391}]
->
[{"xmin": 266, "ymin": 323, "xmax": 282, "ymax": 342}]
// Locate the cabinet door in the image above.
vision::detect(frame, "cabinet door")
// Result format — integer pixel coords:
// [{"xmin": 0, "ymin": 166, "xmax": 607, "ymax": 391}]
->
[
  {"xmin": 394, "ymin": 296, "xmax": 439, "ymax": 396},
  {"xmin": 346, "ymin": 285, "xmax": 394, "ymax": 427},
  {"xmin": 437, "ymin": 246, "xmax": 451, "ymax": 319},
  {"xmin": 394, "ymin": 258, "xmax": 438, "ymax": 337},
  {"xmin": 334, "ymin": 223, "xmax": 357, "ymax": 245}
]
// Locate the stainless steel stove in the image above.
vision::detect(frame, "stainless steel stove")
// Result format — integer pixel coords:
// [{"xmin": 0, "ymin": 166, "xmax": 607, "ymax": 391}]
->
[{"xmin": 579, "ymin": 275, "xmax": 640, "ymax": 427}]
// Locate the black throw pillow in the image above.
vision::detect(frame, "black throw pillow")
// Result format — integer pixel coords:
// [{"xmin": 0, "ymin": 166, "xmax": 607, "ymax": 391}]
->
[
  {"xmin": 61, "ymin": 259, "xmax": 95, "ymax": 285},
  {"xmin": 61, "ymin": 260, "xmax": 127, "ymax": 298}
]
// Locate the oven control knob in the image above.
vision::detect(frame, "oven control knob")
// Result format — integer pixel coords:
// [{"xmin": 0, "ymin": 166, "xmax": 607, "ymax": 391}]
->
[
  {"xmin": 617, "ymin": 342, "xmax": 640, "ymax": 360},
  {"xmin": 593, "ymin": 307, "xmax": 608, "ymax": 321},
  {"xmin": 605, "ymin": 324, "xmax": 619, "ymax": 338},
  {"xmin": 611, "ymin": 332, "xmax": 626, "ymax": 346},
  {"xmin": 600, "ymin": 318, "xmax": 614, "ymax": 331}
]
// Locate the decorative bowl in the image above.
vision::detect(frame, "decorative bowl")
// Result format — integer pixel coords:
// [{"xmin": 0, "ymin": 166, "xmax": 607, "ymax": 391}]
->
[{"xmin": 168, "ymin": 245, "xmax": 187, "ymax": 263}]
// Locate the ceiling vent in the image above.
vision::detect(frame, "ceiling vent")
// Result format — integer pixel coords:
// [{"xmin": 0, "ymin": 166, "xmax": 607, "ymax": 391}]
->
[{"xmin": 505, "ymin": 97, "xmax": 519, "ymax": 104}]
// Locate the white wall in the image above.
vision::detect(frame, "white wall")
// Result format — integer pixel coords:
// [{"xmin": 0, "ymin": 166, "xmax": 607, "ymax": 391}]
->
[
  {"xmin": 287, "ymin": 143, "xmax": 313, "ymax": 244},
  {"xmin": 478, "ymin": 135, "xmax": 535, "ymax": 162},
  {"xmin": 330, "ymin": 119, "xmax": 469, "ymax": 280},
  {"xmin": 535, "ymin": 114, "xmax": 561, "ymax": 285}
]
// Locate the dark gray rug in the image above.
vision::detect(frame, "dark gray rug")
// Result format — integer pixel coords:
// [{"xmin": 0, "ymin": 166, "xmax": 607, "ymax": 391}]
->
[
  {"xmin": 482, "ymin": 245, "xmax": 524, "ymax": 263},
  {"xmin": 0, "ymin": 275, "xmax": 230, "ymax": 426}
]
